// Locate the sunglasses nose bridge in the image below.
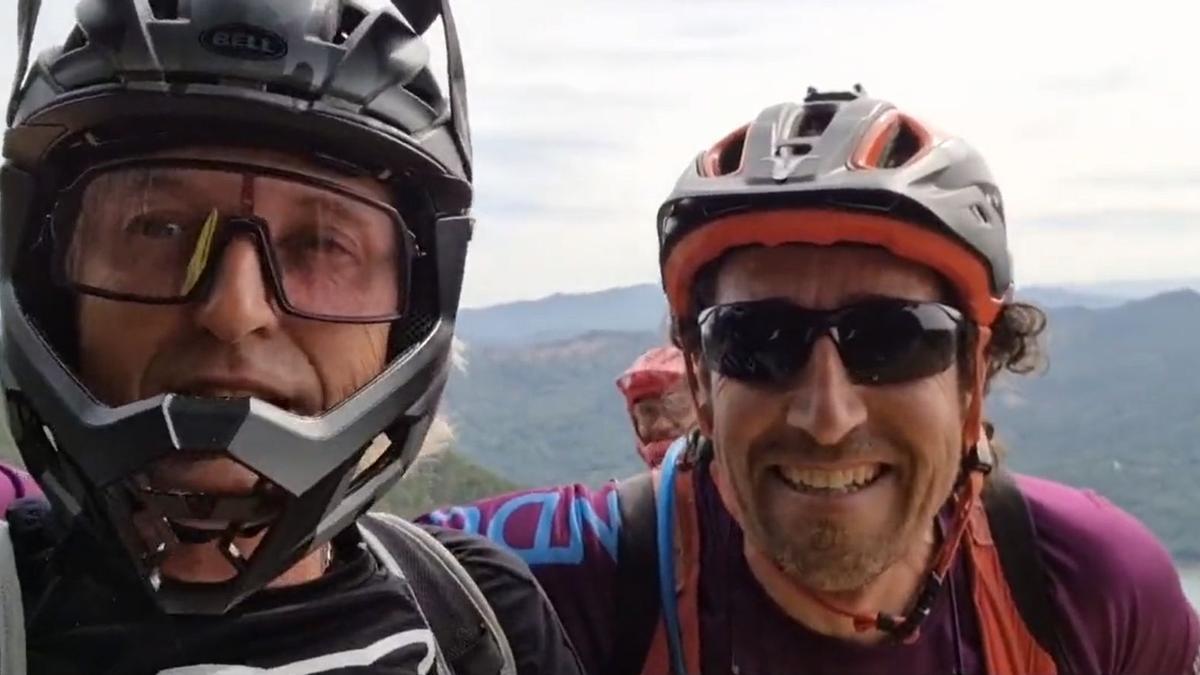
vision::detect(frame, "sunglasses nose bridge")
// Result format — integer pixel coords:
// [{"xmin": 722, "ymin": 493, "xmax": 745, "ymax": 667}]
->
[
  {"xmin": 784, "ymin": 337, "xmax": 869, "ymax": 446},
  {"xmin": 192, "ymin": 216, "xmax": 282, "ymax": 307}
]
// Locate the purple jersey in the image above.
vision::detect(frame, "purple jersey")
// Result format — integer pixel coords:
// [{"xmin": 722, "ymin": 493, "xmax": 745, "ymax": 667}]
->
[{"xmin": 421, "ymin": 465, "xmax": 1199, "ymax": 674}]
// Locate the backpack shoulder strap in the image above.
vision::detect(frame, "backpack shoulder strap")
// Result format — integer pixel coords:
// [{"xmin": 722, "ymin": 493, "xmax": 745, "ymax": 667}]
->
[
  {"xmin": 980, "ymin": 469, "xmax": 1072, "ymax": 674},
  {"xmin": 610, "ymin": 471, "xmax": 660, "ymax": 675},
  {"xmin": 361, "ymin": 513, "xmax": 516, "ymax": 675},
  {"xmin": 640, "ymin": 437, "xmax": 702, "ymax": 675},
  {"xmin": 0, "ymin": 519, "xmax": 27, "ymax": 675}
]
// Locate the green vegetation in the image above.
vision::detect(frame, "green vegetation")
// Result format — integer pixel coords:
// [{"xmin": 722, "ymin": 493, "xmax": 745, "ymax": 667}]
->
[
  {"xmin": 380, "ymin": 449, "xmax": 520, "ymax": 518},
  {"xmin": 987, "ymin": 291, "xmax": 1200, "ymax": 562},
  {"xmin": 443, "ymin": 330, "xmax": 660, "ymax": 487}
]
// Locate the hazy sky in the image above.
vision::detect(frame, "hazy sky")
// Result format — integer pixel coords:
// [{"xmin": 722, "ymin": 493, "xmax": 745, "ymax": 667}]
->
[{"xmin": 3, "ymin": 0, "xmax": 1196, "ymax": 307}]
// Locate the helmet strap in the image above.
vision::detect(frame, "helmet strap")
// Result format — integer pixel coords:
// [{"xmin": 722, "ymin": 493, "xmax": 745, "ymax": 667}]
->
[{"xmin": 680, "ymin": 352, "xmax": 714, "ymax": 437}]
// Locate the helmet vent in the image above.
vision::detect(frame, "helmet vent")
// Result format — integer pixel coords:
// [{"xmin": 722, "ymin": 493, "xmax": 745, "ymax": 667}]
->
[
  {"xmin": 263, "ymin": 81, "xmax": 321, "ymax": 101},
  {"xmin": 160, "ymin": 71, "xmax": 221, "ymax": 87},
  {"xmin": 148, "ymin": 0, "xmax": 181, "ymax": 20},
  {"xmin": 333, "ymin": 6, "xmax": 368, "ymax": 45},
  {"xmin": 62, "ymin": 28, "xmax": 89, "ymax": 54},
  {"xmin": 713, "ymin": 129, "xmax": 747, "ymax": 176},
  {"xmin": 971, "ymin": 204, "xmax": 991, "ymax": 224},
  {"xmin": 777, "ymin": 141, "xmax": 812, "ymax": 158},
  {"xmin": 793, "ymin": 104, "xmax": 836, "ymax": 138},
  {"xmin": 878, "ymin": 121, "xmax": 922, "ymax": 168}
]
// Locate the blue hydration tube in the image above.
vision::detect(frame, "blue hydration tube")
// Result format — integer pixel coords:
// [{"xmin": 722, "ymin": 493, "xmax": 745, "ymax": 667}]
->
[{"xmin": 656, "ymin": 436, "xmax": 691, "ymax": 675}]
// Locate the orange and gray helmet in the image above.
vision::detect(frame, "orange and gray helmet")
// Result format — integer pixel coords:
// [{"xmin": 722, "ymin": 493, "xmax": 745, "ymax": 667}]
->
[{"xmin": 658, "ymin": 85, "xmax": 1012, "ymax": 330}]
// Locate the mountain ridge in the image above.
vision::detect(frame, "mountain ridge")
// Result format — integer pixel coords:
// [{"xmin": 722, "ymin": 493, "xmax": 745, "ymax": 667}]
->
[{"xmin": 456, "ymin": 280, "xmax": 1200, "ymax": 347}]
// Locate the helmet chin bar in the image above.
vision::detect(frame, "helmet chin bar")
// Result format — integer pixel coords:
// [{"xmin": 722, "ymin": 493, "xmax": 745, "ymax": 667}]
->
[
  {"xmin": 4, "ymin": 348, "xmax": 445, "ymax": 615},
  {"xmin": 103, "ymin": 438, "xmax": 369, "ymax": 614},
  {"xmin": 134, "ymin": 476, "xmax": 284, "ymax": 530},
  {"xmin": 126, "ymin": 473, "xmax": 287, "ymax": 573}
]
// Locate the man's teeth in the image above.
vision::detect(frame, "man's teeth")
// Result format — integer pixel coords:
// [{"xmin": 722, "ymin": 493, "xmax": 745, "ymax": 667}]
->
[{"xmin": 776, "ymin": 464, "xmax": 883, "ymax": 492}]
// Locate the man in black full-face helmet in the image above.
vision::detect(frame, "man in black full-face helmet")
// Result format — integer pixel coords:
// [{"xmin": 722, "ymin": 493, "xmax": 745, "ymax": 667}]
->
[{"xmin": 0, "ymin": 1, "xmax": 584, "ymax": 673}]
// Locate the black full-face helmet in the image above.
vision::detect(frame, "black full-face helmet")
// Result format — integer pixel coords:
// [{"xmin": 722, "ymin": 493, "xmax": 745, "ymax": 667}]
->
[{"xmin": 2, "ymin": 0, "xmax": 473, "ymax": 614}]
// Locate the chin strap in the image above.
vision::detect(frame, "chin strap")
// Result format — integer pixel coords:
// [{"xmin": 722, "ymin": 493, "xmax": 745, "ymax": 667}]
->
[{"xmin": 793, "ymin": 441, "xmax": 994, "ymax": 643}]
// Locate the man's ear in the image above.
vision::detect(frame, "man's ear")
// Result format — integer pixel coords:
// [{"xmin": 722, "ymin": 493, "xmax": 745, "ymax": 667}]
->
[{"xmin": 684, "ymin": 349, "xmax": 714, "ymax": 436}]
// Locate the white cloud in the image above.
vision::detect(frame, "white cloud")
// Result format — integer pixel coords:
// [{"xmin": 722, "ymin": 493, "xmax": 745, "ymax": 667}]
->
[
  {"xmin": 1013, "ymin": 210, "xmax": 1200, "ymax": 284},
  {"xmin": 448, "ymin": 0, "xmax": 1200, "ymax": 305},
  {"xmin": 3, "ymin": 0, "xmax": 1197, "ymax": 306}
]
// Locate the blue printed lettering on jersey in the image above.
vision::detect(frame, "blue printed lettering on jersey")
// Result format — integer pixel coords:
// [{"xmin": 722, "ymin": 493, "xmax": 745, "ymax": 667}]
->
[
  {"xmin": 427, "ymin": 489, "xmax": 622, "ymax": 566},
  {"xmin": 425, "ymin": 505, "xmax": 482, "ymax": 533},
  {"xmin": 488, "ymin": 491, "xmax": 567, "ymax": 563},
  {"xmin": 573, "ymin": 489, "xmax": 620, "ymax": 560}
]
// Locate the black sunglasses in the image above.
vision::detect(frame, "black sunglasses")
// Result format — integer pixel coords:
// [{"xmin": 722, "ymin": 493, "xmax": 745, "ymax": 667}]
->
[{"xmin": 697, "ymin": 298, "xmax": 967, "ymax": 387}]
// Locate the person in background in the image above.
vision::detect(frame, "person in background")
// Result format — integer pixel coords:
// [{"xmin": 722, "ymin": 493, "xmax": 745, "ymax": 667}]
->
[{"xmin": 616, "ymin": 346, "xmax": 697, "ymax": 468}]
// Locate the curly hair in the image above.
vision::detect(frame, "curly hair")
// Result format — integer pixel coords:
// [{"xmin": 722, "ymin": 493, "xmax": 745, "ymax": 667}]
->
[
  {"xmin": 672, "ymin": 248, "xmax": 1049, "ymax": 390},
  {"xmin": 978, "ymin": 301, "xmax": 1047, "ymax": 389}
]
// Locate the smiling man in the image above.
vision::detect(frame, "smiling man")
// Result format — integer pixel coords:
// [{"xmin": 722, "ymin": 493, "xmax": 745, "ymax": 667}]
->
[
  {"xmin": 0, "ymin": 1, "xmax": 584, "ymax": 674},
  {"xmin": 424, "ymin": 88, "xmax": 1199, "ymax": 674}
]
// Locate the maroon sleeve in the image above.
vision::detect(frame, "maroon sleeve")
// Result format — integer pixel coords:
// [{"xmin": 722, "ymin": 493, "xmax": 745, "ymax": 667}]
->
[
  {"xmin": 417, "ymin": 481, "xmax": 624, "ymax": 674},
  {"xmin": 1018, "ymin": 475, "xmax": 1200, "ymax": 675},
  {"xmin": 0, "ymin": 462, "xmax": 41, "ymax": 517}
]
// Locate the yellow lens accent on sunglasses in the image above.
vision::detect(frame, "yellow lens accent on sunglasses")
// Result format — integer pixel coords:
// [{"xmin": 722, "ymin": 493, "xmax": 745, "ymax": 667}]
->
[{"xmin": 181, "ymin": 208, "xmax": 219, "ymax": 294}]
